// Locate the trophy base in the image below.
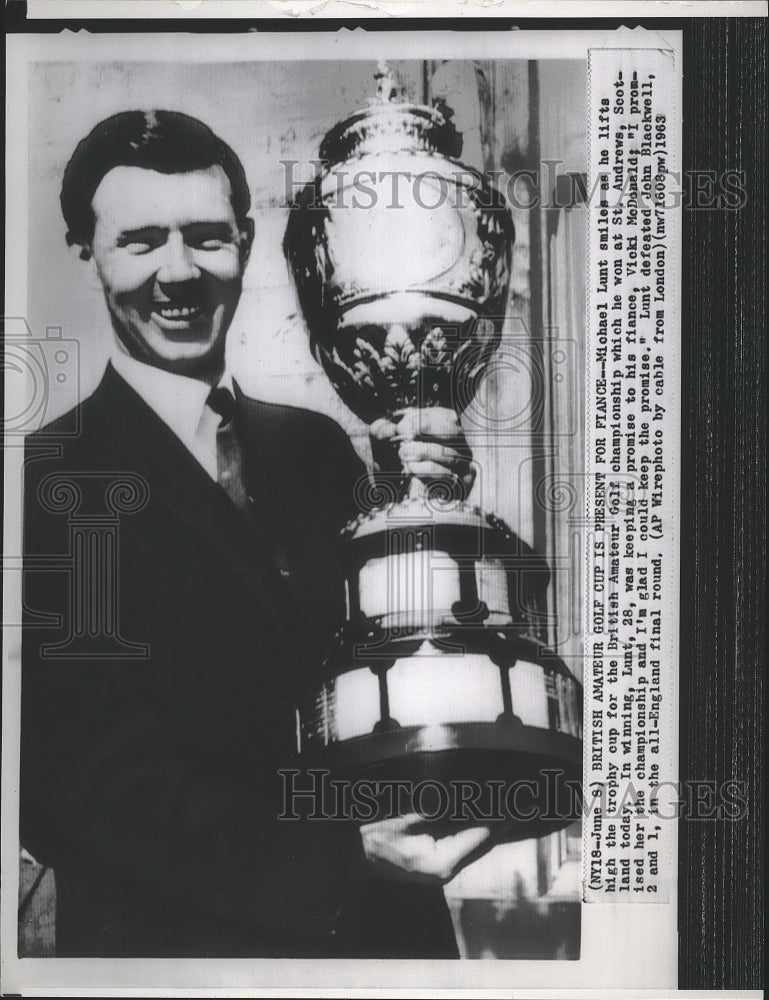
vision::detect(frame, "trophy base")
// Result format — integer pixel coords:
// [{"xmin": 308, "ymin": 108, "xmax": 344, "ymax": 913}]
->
[
  {"xmin": 298, "ymin": 721, "xmax": 582, "ymax": 841},
  {"xmin": 345, "ymin": 497, "xmax": 552, "ymax": 633},
  {"xmin": 295, "ymin": 499, "xmax": 584, "ymax": 842}
]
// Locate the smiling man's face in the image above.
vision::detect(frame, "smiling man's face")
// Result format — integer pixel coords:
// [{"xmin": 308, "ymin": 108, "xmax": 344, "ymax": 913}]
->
[{"xmin": 88, "ymin": 164, "xmax": 252, "ymax": 380}]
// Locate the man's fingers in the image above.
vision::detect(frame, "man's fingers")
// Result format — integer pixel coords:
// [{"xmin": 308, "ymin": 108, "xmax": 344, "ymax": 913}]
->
[
  {"xmin": 360, "ymin": 817, "xmax": 497, "ymax": 885},
  {"xmin": 399, "ymin": 440, "xmax": 467, "ymax": 470},
  {"xmin": 359, "ymin": 813, "xmax": 435, "ymax": 865},
  {"xmin": 364, "ymin": 813, "xmax": 427, "ymax": 835},
  {"xmin": 435, "ymin": 825, "xmax": 493, "ymax": 879},
  {"xmin": 396, "ymin": 407, "xmax": 461, "ymax": 441},
  {"xmin": 400, "ymin": 460, "xmax": 464, "ymax": 481},
  {"xmin": 371, "ymin": 409, "xmax": 474, "ymax": 485},
  {"xmin": 369, "ymin": 416, "xmax": 400, "ymax": 442}
]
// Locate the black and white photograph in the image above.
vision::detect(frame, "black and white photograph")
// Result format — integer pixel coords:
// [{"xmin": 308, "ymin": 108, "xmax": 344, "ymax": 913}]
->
[{"xmin": 2, "ymin": 5, "xmax": 764, "ymax": 996}]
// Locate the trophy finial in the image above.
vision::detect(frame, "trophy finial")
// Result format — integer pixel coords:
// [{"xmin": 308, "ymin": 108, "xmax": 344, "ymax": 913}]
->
[{"xmin": 374, "ymin": 60, "xmax": 400, "ymax": 104}]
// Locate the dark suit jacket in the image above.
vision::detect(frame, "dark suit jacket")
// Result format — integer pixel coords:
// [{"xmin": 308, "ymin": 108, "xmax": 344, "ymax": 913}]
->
[{"xmin": 20, "ymin": 364, "xmax": 456, "ymax": 958}]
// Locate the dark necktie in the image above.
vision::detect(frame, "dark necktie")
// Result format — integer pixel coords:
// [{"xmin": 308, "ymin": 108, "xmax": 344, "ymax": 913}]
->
[
  {"xmin": 206, "ymin": 386, "xmax": 247, "ymax": 516},
  {"xmin": 207, "ymin": 386, "xmax": 293, "ymax": 582}
]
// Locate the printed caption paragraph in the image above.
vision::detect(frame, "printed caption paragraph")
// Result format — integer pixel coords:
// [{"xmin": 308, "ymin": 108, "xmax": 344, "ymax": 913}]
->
[{"xmin": 584, "ymin": 46, "xmax": 680, "ymax": 904}]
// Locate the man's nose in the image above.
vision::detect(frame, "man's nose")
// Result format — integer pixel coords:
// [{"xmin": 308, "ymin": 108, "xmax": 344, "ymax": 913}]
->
[{"xmin": 156, "ymin": 232, "xmax": 200, "ymax": 283}]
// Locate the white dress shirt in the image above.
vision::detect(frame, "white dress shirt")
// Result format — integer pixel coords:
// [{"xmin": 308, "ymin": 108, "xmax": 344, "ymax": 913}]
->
[{"xmin": 111, "ymin": 351, "xmax": 233, "ymax": 482}]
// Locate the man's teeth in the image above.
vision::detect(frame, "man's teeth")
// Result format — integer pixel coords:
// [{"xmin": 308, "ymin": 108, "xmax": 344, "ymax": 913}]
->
[{"xmin": 156, "ymin": 306, "xmax": 201, "ymax": 319}]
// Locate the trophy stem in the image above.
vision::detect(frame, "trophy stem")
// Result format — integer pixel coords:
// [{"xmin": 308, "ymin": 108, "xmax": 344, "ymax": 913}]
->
[{"xmin": 406, "ymin": 475, "xmax": 428, "ymax": 501}]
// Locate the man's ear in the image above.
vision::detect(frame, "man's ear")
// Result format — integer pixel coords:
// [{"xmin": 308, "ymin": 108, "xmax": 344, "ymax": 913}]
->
[
  {"xmin": 67, "ymin": 238, "xmax": 102, "ymax": 290},
  {"xmin": 239, "ymin": 217, "xmax": 255, "ymax": 267}
]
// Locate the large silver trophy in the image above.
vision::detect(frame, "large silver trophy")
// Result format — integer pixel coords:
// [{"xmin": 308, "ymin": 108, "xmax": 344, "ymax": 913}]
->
[{"xmin": 285, "ymin": 66, "xmax": 582, "ymax": 828}]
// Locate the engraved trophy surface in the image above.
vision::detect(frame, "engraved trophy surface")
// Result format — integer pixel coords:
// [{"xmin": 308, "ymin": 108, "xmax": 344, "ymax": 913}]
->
[{"xmin": 284, "ymin": 65, "xmax": 582, "ymax": 831}]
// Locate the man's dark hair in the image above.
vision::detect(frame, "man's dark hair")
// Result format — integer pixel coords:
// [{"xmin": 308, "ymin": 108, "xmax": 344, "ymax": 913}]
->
[{"xmin": 61, "ymin": 110, "xmax": 251, "ymax": 246}]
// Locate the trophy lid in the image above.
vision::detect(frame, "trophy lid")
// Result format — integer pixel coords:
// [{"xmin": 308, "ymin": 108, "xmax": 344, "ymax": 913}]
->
[{"xmin": 319, "ymin": 62, "xmax": 464, "ymax": 165}]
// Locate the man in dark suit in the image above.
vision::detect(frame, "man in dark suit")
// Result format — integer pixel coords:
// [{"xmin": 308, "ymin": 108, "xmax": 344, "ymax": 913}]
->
[{"xmin": 21, "ymin": 110, "xmax": 495, "ymax": 959}]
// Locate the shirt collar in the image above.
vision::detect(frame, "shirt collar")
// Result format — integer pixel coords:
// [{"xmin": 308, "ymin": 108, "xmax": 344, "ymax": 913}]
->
[{"xmin": 110, "ymin": 349, "xmax": 233, "ymax": 444}]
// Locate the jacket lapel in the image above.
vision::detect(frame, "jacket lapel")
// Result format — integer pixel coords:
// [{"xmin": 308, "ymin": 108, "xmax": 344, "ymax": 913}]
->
[{"xmin": 93, "ymin": 365, "xmax": 293, "ymax": 635}]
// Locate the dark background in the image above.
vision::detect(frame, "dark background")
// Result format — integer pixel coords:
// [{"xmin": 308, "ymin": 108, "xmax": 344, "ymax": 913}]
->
[
  {"xmin": 5, "ymin": 5, "xmax": 767, "ymax": 988},
  {"xmin": 679, "ymin": 16, "xmax": 766, "ymax": 990}
]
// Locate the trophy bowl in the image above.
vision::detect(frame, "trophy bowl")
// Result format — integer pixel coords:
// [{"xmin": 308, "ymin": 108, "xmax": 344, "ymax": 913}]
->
[{"xmin": 284, "ymin": 87, "xmax": 514, "ymax": 428}]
